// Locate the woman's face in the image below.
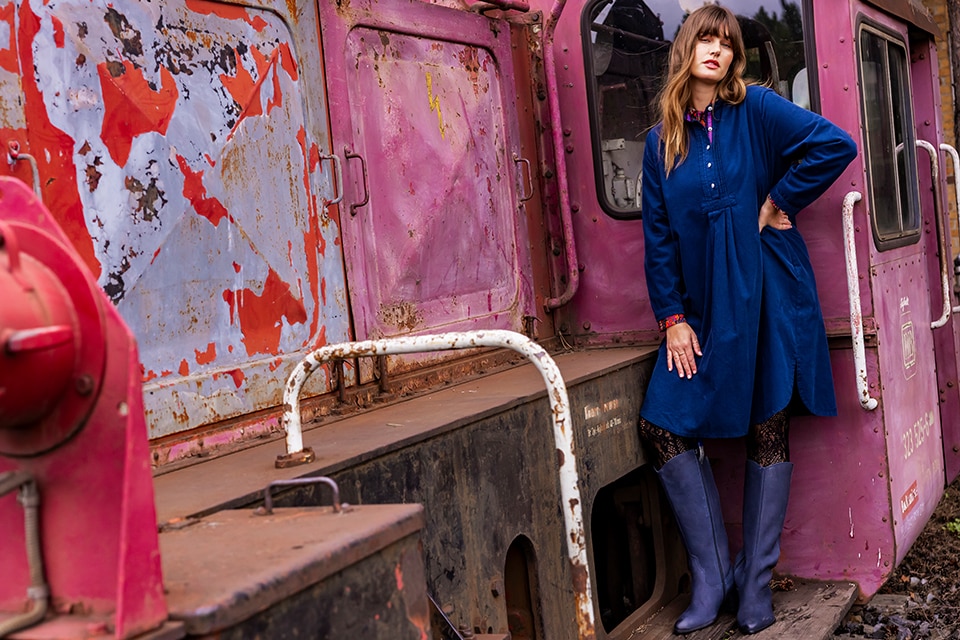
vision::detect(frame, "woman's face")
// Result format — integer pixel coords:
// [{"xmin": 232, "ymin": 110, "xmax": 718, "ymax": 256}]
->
[{"xmin": 689, "ymin": 33, "xmax": 734, "ymax": 87}]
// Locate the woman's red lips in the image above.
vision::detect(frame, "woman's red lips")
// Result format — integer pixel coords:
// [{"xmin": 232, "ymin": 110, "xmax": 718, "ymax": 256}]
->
[{"xmin": 704, "ymin": 60, "xmax": 719, "ymax": 69}]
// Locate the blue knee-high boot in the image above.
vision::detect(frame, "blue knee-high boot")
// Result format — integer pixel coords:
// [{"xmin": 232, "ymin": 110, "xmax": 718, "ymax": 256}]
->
[
  {"xmin": 657, "ymin": 449, "xmax": 734, "ymax": 634},
  {"xmin": 734, "ymin": 460, "xmax": 793, "ymax": 634}
]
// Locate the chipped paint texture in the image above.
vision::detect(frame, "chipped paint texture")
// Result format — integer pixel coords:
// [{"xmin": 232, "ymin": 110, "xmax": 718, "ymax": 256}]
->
[
  {"xmin": 1, "ymin": 0, "xmax": 349, "ymax": 438},
  {"xmin": 340, "ymin": 28, "xmax": 525, "ymax": 340}
]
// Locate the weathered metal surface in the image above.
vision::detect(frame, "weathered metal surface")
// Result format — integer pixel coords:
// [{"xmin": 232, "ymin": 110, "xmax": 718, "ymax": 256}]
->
[
  {"xmin": 321, "ymin": 0, "xmax": 535, "ymax": 358},
  {"xmin": 161, "ymin": 505, "xmax": 427, "ymax": 637},
  {"xmin": 0, "ymin": 0, "xmax": 349, "ymax": 440},
  {"xmin": 281, "ymin": 329, "xmax": 597, "ymax": 638},
  {"xmin": 152, "ymin": 346, "xmax": 659, "ymax": 639},
  {"xmin": 841, "ymin": 191, "xmax": 880, "ymax": 410}
]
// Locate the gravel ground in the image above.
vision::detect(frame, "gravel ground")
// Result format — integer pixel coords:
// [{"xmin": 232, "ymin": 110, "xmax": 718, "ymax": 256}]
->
[{"xmin": 834, "ymin": 475, "xmax": 960, "ymax": 639}]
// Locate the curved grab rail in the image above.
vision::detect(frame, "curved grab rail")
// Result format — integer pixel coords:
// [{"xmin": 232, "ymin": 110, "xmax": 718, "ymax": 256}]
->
[
  {"xmin": 916, "ymin": 139, "xmax": 951, "ymax": 328},
  {"xmin": 842, "ymin": 191, "xmax": 879, "ymax": 411},
  {"xmin": 281, "ymin": 330, "xmax": 596, "ymax": 639},
  {"xmin": 940, "ymin": 143, "xmax": 960, "ymax": 313}
]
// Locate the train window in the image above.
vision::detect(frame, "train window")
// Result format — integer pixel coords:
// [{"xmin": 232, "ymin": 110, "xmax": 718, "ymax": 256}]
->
[
  {"xmin": 856, "ymin": 25, "xmax": 921, "ymax": 247},
  {"xmin": 582, "ymin": 0, "xmax": 815, "ymax": 219}
]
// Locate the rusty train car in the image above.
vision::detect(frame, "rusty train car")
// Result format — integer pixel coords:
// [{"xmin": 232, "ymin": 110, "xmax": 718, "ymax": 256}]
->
[{"xmin": 2, "ymin": 0, "xmax": 960, "ymax": 638}]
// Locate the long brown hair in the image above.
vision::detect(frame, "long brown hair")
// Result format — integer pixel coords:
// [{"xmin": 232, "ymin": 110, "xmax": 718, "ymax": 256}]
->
[{"xmin": 659, "ymin": 4, "xmax": 747, "ymax": 175}]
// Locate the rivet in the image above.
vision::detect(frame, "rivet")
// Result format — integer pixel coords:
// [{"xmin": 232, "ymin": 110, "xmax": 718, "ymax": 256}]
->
[{"xmin": 75, "ymin": 374, "xmax": 95, "ymax": 396}]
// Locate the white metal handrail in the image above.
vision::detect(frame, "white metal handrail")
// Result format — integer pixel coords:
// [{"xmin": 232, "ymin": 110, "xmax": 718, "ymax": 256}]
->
[
  {"xmin": 940, "ymin": 142, "xmax": 960, "ymax": 314},
  {"xmin": 281, "ymin": 330, "xmax": 597, "ymax": 639},
  {"xmin": 842, "ymin": 191, "xmax": 879, "ymax": 410},
  {"xmin": 916, "ymin": 139, "xmax": 951, "ymax": 328}
]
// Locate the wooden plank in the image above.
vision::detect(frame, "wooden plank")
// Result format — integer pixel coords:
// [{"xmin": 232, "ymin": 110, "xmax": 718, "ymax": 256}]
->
[{"xmin": 620, "ymin": 580, "xmax": 858, "ymax": 640}]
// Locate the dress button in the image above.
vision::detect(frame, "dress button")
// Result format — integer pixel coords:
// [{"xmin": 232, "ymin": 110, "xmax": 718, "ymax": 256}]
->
[
  {"xmin": 708, "ymin": 126, "xmax": 713, "ymax": 132},
  {"xmin": 707, "ymin": 162, "xmax": 712, "ymax": 168},
  {"xmin": 706, "ymin": 145, "xmax": 711, "ymax": 150},
  {"xmin": 711, "ymin": 183, "xmax": 716, "ymax": 188}
]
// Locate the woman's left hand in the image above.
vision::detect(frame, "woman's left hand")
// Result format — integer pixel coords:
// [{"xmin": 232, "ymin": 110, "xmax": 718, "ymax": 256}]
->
[{"xmin": 758, "ymin": 197, "xmax": 793, "ymax": 233}]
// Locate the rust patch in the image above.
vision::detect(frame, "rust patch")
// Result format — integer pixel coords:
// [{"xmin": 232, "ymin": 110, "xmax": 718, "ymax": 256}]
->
[
  {"xmin": 378, "ymin": 301, "xmax": 423, "ymax": 331},
  {"xmin": 556, "ymin": 448, "xmax": 565, "ymax": 467},
  {"xmin": 124, "ymin": 164, "xmax": 167, "ymax": 222},
  {"xmin": 103, "ymin": 7, "xmax": 144, "ymax": 59}
]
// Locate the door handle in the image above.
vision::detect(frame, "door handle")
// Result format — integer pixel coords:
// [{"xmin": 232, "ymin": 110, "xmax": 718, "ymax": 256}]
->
[{"xmin": 344, "ymin": 147, "xmax": 370, "ymax": 216}]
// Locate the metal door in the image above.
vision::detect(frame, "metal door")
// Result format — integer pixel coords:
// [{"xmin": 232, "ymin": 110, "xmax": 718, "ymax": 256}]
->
[
  {"xmin": 319, "ymin": 0, "xmax": 535, "ymax": 364},
  {"xmin": 0, "ymin": 0, "xmax": 348, "ymax": 440},
  {"xmin": 852, "ymin": 3, "xmax": 945, "ymax": 561}
]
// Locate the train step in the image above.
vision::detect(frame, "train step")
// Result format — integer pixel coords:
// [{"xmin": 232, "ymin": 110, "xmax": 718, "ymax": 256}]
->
[{"xmin": 630, "ymin": 579, "xmax": 857, "ymax": 639}]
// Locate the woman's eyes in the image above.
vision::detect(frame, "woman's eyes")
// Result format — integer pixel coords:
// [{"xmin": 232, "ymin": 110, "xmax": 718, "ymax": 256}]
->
[{"xmin": 699, "ymin": 36, "xmax": 732, "ymax": 49}]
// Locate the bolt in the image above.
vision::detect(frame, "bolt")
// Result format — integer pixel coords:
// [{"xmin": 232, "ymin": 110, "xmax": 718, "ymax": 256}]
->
[
  {"xmin": 75, "ymin": 374, "xmax": 95, "ymax": 396},
  {"xmin": 571, "ymin": 203, "xmax": 580, "ymax": 213},
  {"xmin": 565, "ymin": 143, "xmax": 574, "ymax": 154},
  {"xmin": 563, "ymin": 128, "xmax": 572, "ymax": 137},
  {"xmin": 582, "ymin": 322, "xmax": 591, "ymax": 331}
]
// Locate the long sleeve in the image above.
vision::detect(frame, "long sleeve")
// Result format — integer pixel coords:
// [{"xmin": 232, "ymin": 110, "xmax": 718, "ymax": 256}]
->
[
  {"xmin": 755, "ymin": 87, "xmax": 858, "ymax": 215},
  {"xmin": 641, "ymin": 127, "xmax": 685, "ymax": 321}
]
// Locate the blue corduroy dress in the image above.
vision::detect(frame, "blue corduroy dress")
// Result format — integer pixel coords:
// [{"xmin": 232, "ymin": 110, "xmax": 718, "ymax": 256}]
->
[{"xmin": 639, "ymin": 85, "xmax": 857, "ymax": 438}]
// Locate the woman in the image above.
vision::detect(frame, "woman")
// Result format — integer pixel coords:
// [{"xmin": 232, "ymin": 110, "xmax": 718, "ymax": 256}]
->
[{"xmin": 638, "ymin": 4, "xmax": 856, "ymax": 635}]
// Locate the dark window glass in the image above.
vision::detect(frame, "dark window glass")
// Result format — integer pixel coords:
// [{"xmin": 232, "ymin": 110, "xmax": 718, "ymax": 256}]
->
[
  {"xmin": 582, "ymin": 0, "xmax": 813, "ymax": 218},
  {"xmin": 857, "ymin": 26, "xmax": 920, "ymax": 246}
]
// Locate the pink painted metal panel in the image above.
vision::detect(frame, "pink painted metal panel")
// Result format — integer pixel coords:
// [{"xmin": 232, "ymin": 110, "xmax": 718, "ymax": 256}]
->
[
  {"xmin": 872, "ymin": 259, "xmax": 944, "ymax": 563},
  {"xmin": 321, "ymin": 0, "xmax": 534, "ymax": 348},
  {"xmin": 551, "ymin": 0, "xmax": 653, "ymax": 337},
  {"xmin": 711, "ymin": 347, "xmax": 893, "ymax": 598},
  {"xmin": 0, "ymin": 0, "xmax": 350, "ymax": 439},
  {"xmin": 909, "ymin": 37, "xmax": 960, "ymax": 484}
]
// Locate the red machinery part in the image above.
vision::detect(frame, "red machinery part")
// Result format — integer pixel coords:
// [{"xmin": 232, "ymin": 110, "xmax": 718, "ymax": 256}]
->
[
  {"xmin": 0, "ymin": 177, "xmax": 167, "ymax": 638},
  {"xmin": 0, "ymin": 218, "xmax": 106, "ymax": 455}
]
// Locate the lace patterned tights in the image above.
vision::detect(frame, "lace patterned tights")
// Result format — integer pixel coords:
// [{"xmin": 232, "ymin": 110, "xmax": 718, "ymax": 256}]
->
[{"xmin": 639, "ymin": 409, "xmax": 790, "ymax": 469}]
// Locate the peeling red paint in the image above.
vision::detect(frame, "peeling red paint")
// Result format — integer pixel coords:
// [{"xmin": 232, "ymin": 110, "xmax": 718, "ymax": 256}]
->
[
  {"xmin": 222, "ymin": 269, "xmax": 307, "ymax": 356},
  {"xmin": 195, "ymin": 342, "xmax": 217, "ymax": 365},
  {"xmin": 232, "ymin": 261, "xmax": 241, "ymax": 273},
  {"xmin": 143, "ymin": 369, "xmax": 158, "ymax": 383},
  {"xmin": 320, "ymin": 276, "xmax": 327, "ymax": 306},
  {"xmin": 185, "ymin": 0, "xmax": 268, "ymax": 31},
  {"xmin": 151, "ymin": 246, "xmax": 162, "ymax": 264},
  {"xmin": 178, "ymin": 359, "xmax": 190, "ymax": 376},
  {"xmin": 176, "ymin": 154, "xmax": 231, "ymax": 227},
  {"xmin": 6, "ymin": 3, "xmax": 98, "ymax": 276},
  {"xmin": 204, "ymin": 153, "xmax": 216, "ymax": 167},
  {"xmin": 227, "ymin": 369, "xmax": 245, "ymax": 388},
  {"xmin": 269, "ymin": 357, "xmax": 283, "ymax": 372},
  {"xmin": 295, "ymin": 126, "xmax": 323, "ymax": 338},
  {"xmin": 308, "ymin": 142, "xmax": 321, "ymax": 173},
  {"xmin": 279, "ymin": 42, "xmax": 299, "ymax": 81},
  {"xmin": 98, "ymin": 60, "xmax": 179, "ymax": 166},
  {"xmin": 51, "ymin": 15, "xmax": 64, "ymax": 48},
  {"xmin": 220, "ymin": 47, "xmax": 280, "ymax": 138},
  {"xmin": 0, "ymin": 4, "xmax": 17, "ymax": 73},
  {"xmin": 160, "ymin": 369, "xmax": 172, "ymax": 377}
]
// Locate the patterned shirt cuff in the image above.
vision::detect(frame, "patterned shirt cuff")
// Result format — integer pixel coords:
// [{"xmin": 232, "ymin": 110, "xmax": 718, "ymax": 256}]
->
[{"xmin": 658, "ymin": 313, "xmax": 686, "ymax": 332}]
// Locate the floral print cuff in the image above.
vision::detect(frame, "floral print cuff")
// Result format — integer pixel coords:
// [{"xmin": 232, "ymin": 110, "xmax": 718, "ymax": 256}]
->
[{"xmin": 658, "ymin": 313, "xmax": 686, "ymax": 332}]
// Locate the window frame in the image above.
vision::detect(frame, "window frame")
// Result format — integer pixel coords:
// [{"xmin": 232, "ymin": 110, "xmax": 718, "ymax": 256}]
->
[
  {"xmin": 854, "ymin": 19, "xmax": 922, "ymax": 250},
  {"xmin": 580, "ymin": 0, "xmax": 820, "ymax": 220}
]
